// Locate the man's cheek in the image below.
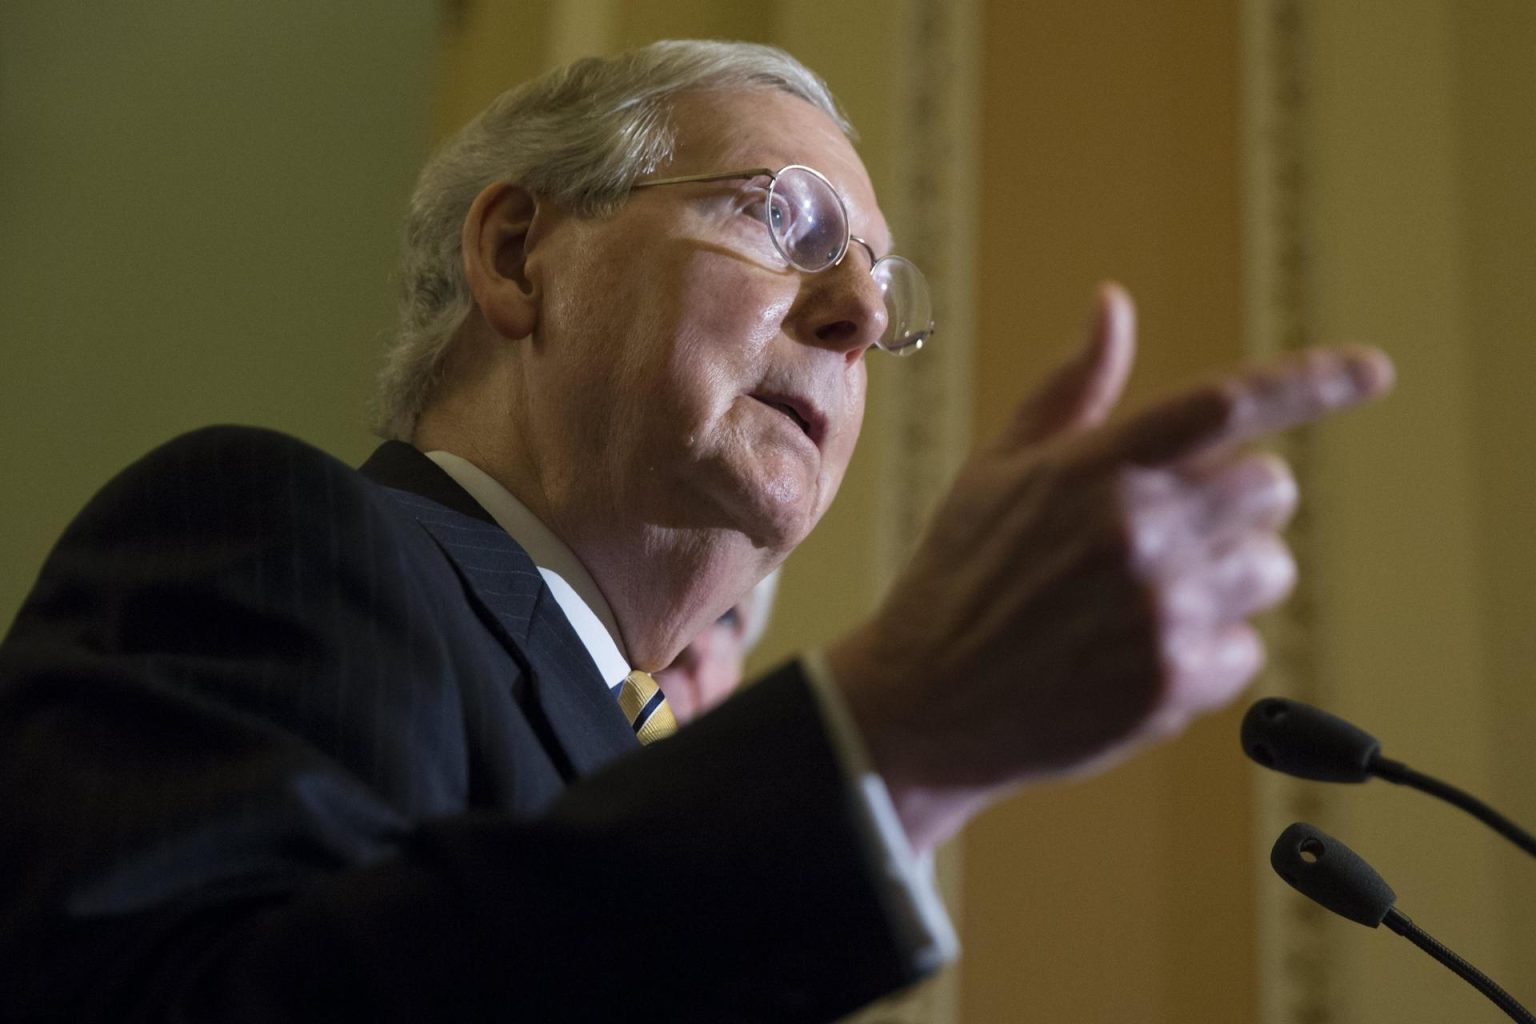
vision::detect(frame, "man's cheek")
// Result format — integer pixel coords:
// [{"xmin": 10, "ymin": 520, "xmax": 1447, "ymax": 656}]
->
[{"xmin": 688, "ymin": 268, "xmax": 793, "ymax": 351}]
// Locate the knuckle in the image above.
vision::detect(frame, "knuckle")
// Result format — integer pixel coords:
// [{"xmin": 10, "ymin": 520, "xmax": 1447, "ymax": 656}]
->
[
  {"xmin": 1261, "ymin": 537, "xmax": 1298, "ymax": 598},
  {"xmin": 1229, "ymin": 623, "xmax": 1266, "ymax": 680},
  {"xmin": 1160, "ymin": 622, "xmax": 1266, "ymax": 712},
  {"xmin": 1247, "ymin": 451, "xmax": 1296, "ymax": 495},
  {"xmin": 1121, "ymin": 499, "xmax": 1182, "ymax": 576}
]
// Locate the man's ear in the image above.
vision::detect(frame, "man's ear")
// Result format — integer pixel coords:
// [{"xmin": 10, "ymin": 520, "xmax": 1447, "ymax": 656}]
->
[{"xmin": 461, "ymin": 181, "xmax": 552, "ymax": 341}]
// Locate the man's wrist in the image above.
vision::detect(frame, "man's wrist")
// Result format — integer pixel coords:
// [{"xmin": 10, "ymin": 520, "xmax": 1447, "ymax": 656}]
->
[{"xmin": 823, "ymin": 627, "xmax": 992, "ymax": 854}]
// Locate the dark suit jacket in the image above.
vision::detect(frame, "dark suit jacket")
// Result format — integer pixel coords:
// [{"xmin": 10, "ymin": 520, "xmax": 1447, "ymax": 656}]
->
[{"xmin": 0, "ymin": 426, "xmax": 923, "ymax": 1022}]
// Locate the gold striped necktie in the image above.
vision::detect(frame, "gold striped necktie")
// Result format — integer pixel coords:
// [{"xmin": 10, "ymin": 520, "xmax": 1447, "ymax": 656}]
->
[{"xmin": 618, "ymin": 669, "xmax": 677, "ymax": 744}]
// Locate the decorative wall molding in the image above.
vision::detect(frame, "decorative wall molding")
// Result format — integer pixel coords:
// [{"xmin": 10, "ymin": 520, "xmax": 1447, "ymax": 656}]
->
[
  {"xmin": 1240, "ymin": 2, "xmax": 1337, "ymax": 1021},
  {"xmin": 848, "ymin": 1, "xmax": 978, "ymax": 1023},
  {"xmin": 876, "ymin": 0, "xmax": 978, "ymax": 571}
]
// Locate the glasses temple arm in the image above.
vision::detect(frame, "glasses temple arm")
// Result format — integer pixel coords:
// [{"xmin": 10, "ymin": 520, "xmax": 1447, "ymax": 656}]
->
[{"xmin": 632, "ymin": 167, "xmax": 778, "ymax": 190}]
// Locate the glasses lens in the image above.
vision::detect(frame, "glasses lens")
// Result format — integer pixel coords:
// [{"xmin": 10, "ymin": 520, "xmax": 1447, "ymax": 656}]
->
[
  {"xmin": 871, "ymin": 256, "xmax": 933, "ymax": 355},
  {"xmin": 770, "ymin": 166, "xmax": 848, "ymax": 271}
]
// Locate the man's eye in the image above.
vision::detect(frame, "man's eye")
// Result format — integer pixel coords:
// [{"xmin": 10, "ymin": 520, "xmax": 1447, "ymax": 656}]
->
[
  {"xmin": 728, "ymin": 189, "xmax": 790, "ymax": 264},
  {"xmin": 740, "ymin": 190, "xmax": 773, "ymax": 222}
]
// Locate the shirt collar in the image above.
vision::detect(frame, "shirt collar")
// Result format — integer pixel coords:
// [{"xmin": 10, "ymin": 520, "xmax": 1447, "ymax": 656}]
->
[{"xmin": 423, "ymin": 450, "xmax": 632, "ymax": 686}]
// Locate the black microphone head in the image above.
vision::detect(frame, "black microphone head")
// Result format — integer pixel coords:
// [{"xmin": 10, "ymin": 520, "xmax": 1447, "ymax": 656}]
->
[
  {"xmin": 1241, "ymin": 697, "xmax": 1382, "ymax": 782},
  {"xmin": 1270, "ymin": 822, "xmax": 1397, "ymax": 928}
]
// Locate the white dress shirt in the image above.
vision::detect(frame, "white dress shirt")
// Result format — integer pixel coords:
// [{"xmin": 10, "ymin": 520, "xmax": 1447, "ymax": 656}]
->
[{"xmin": 424, "ymin": 450, "xmax": 957, "ymax": 971}]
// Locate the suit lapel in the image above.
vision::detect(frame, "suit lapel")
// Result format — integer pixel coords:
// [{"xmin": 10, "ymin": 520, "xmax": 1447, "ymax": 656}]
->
[{"xmin": 359, "ymin": 442, "xmax": 639, "ymax": 776}]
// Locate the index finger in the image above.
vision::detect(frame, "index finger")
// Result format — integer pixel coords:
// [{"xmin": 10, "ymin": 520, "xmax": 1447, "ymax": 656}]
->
[{"xmin": 1094, "ymin": 345, "xmax": 1395, "ymax": 467}]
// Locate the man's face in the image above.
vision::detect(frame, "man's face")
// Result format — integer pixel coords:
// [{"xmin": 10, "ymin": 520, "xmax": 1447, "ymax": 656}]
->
[{"xmin": 519, "ymin": 88, "xmax": 890, "ymax": 560}]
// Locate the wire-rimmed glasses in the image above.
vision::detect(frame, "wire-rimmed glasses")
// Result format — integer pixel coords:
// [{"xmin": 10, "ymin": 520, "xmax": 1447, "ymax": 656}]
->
[{"xmin": 632, "ymin": 164, "xmax": 933, "ymax": 355}]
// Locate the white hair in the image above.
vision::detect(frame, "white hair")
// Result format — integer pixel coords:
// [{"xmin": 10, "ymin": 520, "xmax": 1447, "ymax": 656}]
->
[{"xmin": 374, "ymin": 39, "xmax": 853, "ymax": 441}]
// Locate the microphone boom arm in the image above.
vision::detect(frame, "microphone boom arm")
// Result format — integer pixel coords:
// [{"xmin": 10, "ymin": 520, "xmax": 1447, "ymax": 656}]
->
[
  {"xmin": 1383, "ymin": 908, "xmax": 1536, "ymax": 1024},
  {"xmin": 1372, "ymin": 756, "xmax": 1536, "ymax": 858}
]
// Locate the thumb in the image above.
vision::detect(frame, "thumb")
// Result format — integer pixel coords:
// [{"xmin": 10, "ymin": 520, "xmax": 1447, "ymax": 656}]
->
[{"xmin": 998, "ymin": 282, "xmax": 1137, "ymax": 449}]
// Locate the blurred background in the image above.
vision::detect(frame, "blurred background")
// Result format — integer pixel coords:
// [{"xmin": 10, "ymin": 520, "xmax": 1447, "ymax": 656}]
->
[{"xmin": 3, "ymin": 1, "xmax": 1533, "ymax": 1021}]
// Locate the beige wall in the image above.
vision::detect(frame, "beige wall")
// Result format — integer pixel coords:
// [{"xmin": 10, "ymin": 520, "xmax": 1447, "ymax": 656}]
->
[
  {"xmin": 1454, "ymin": 0, "xmax": 1536, "ymax": 990},
  {"xmin": 966, "ymin": 2, "xmax": 1256, "ymax": 1021},
  {"xmin": 1301, "ymin": 0, "xmax": 1536, "ymax": 1016}
]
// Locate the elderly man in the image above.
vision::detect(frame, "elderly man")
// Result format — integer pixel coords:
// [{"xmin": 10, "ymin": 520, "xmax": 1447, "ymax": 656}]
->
[{"xmin": 0, "ymin": 40, "xmax": 1389, "ymax": 1023}]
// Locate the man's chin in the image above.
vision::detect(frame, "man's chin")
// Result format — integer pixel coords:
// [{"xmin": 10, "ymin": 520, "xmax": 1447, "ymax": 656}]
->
[
  {"xmin": 669, "ymin": 454, "xmax": 829, "ymax": 550},
  {"xmin": 725, "ymin": 472, "xmax": 825, "ymax": 551}
]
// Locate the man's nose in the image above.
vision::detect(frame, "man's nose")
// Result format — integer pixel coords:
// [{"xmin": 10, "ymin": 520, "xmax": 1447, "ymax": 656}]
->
[{"xmin": 796, "ymin": 258, "xmax": 887, "ymax": 362}]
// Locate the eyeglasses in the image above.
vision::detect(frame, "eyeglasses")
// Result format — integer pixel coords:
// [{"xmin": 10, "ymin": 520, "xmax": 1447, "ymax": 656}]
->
[{"xmin": 632, "ymin": 164, "xmax": 933, "ymax": 355}]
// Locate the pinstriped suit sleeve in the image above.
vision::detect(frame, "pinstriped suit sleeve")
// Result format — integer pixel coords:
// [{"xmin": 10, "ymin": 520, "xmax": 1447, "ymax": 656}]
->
[{"xmin": 0, "ymin": 427, "xmax": 925, "ymax": 1022}]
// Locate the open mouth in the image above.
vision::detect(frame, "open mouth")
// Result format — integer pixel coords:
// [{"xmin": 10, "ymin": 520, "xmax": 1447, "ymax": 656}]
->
[
  {"xmin": 766, "ymin": 400, "xmax": 810, "ymax": 435},
  {"xmin": 751, "ymin": 394, "xmax": 821, "ymax": 446}
]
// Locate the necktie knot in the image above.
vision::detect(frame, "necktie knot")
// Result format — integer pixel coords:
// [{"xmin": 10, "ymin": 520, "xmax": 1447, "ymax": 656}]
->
[{"xmin": 618, "ymin": 669, "xmax": 677, "ymax": 744}]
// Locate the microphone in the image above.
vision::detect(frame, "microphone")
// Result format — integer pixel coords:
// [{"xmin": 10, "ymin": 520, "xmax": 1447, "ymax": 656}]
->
[
  {"xmin": 1240, "ymin": 697, "xmax": 1378, "ymax": 782},
  {"xmin": 1271, "ymin": 822, "xmax": 1535, "ymax": 1023},
  {"xmin": 1241, "ymin": 698, "xmax": 1536, "ymax": 857}
]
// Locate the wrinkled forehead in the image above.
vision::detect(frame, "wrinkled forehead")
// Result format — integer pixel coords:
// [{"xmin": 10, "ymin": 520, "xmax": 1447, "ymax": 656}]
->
[{"xmin": 663, "ymin": 88, "xmax": 891, "ymax": 251}]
